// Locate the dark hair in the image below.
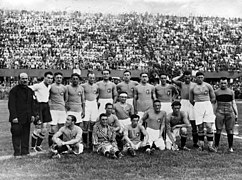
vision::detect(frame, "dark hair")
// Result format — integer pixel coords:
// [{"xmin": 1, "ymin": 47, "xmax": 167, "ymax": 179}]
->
[
  {"xmin": 68, "ymin": 115, "xmax": 77, "ymax": 123},
  {"xmin": 105, "ymin": 102, "xmax": 113, "ymax": 109},
  {"xmin": 140, "ymin": 72, "xmax": 148, "ymax": 77},
  {"xmin": 183, "ymin": 71, "xmax": 191, "ymax": 76},
  {"xmin": 54, "ymin": 72, "xmax": 63, "ymax": 77},
  {"xmin": 195, "ymin": 71, "xmax": 204, "ymax": 77},
  {"xmin": 130, "ymin": 114, "xmax": 140, "ymax": 120},
  {"xmin": 102, "ymin": 69, "xmax": 111, "ymax": 74},
  {"xmin": 123, "ymin": 70, "xmax": 131, "ymax": 75},
  {"xmin": 44, "ymin": 71, "xmax": 53, "ymax": 77},
  {"xmin": 71, "ymin": 73, "xmax": 80, "ymax": 79},
  {"xmin": 171, "ymin": 101, "xmax": 181, "ymax": 107},
  {"xmin": 99, "ymin": 113, "xmax": 108, "ymax": 120},
  {"xmin": 220, "ymin": 77, "xmax": 228, "ymax": 81},
  {"xmin": 153, "ymin": 99, "xmax": 161, "ymax": 104}
]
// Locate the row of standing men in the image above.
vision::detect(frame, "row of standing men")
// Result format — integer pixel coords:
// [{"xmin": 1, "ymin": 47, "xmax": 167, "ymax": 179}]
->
[{"xmin": 8, "ymin": 69, "xmax": 238, "ymax": 157}]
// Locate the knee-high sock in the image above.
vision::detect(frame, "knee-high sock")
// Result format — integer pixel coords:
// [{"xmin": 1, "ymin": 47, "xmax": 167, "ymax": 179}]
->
[
  {"xmin": 207, "ymin": 132, "xmax": 214, "ymax": 147},
  {"xmin": 48, "ymin": 132, "xmax": 54, "ymax": 147},
  {"xmin": 31, "ymin": 133, "xmax": 38, "ymax": 148},
  {"xmin": 181, "ymin": 136, "xmax": 187, "ymax": 148},
  {"xmin": 214, "ymin": 133, "xmax": 221, "ymax": 147},
  {"xmin": 36, "ymin": 133, "xmax": 45, "ymax": 147},
  {"xmin": 227, "ymin": 134, "xmax": 233, "ymax": 148},
  {"xmin": 198, "ymin": 131, "xmax": 205, "ymax": 146}
]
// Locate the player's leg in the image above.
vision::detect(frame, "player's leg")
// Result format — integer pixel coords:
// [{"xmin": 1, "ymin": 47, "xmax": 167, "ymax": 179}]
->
[
  {"xmin": 155, "ymin": 137, "xmax": 166, "ymax": 151},
  {"xmin": 179, "ymin": 127, "xmax": 190, "ymax": 151},
  {"xmin": 49, "ymin": 110, "xmax": 58, "ymax": 147},
  {"xmin": 225, "ymin": 113, "xmax": 235, "ymax": 152},
  {"xmin": 197, "ymin": 123, "xmax": 205, "ymax": 151},
  {"xmin": 206, "ymin": 122, "xmax": 216, "ymax": 152},
  {"xmin": 214, "ymin": 113, "xmax": 224, "ymax": 150}
]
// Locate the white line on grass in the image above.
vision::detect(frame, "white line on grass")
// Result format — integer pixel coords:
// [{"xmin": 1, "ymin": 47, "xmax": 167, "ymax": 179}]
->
[
  {"xmin": 221, "ymin": 132, "xmax": 242, "ymax": 139},
  {"xmin": 0, "ymin": 151, "xmax": 47, "ymax": 161}
]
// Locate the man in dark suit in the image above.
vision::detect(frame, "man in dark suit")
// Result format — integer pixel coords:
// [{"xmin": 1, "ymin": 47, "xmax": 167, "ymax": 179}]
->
[{"xmin": 8, "ymin": 73, "xmax": 35, "ymax": 157}]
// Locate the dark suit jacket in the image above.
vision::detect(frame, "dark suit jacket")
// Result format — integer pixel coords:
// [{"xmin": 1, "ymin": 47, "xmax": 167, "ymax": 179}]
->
[{"xmin": 8, "ymin": 84, "xmax": 35, "ymax": 124}]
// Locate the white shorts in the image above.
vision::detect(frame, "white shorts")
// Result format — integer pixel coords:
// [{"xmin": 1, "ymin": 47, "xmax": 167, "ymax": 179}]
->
[
  {"xmin": 126, "ymin": 98, "xmax": 133, "ymax": 107},
  {"xmin": 83, "ymin": 100, "xmax": 99, "ymax": 122},
  {"xmin": 137, "ymin": 111, "xmax": 145, "ymax": 123},
  {"xmin": 180, "ymin": 99, "xmax": 195, "ymax": 120},
  {"xmin": 50, "ymin": 110, "xmax": 67, "ymax": 125},
  {"xmin": 71, "ymin": 143, "xmax": 84, "ymax": 154},
  {"xmin": 161, "ymin": 102, "xmax": 172, "ymax": 114},
  {"xmin": 124, "ymin": 142, "xmax": 142, "ymax": 151},
  {"xmin": 67, "ymin": 111, "xmax": 82, "ymax": 123},
  {"xmin": 166, "ymin": 128, "xmax": 181, "ymax": 149},
  {"xmin": 119, "ymin": 118, "xmax": 131, "ymax": 129},
  {"xmin": 194, "ymin": 101, "xmax": 216, "ymax": 125},
  {"xmin": 98, "ymin": 99, "xmax": 113, "ymax": 115},
  {"xmin": 146, "ymin": 127, "xmax": 165, "ymax": 150}
]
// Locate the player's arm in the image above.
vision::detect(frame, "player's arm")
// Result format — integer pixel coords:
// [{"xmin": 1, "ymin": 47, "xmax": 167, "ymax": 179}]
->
[
  {"xmin": 232, "ymin": 91, "xmax": 238, "ymax": 118},
  {"xmin": 113, "ymin": 115, "xmax": 122, "ymax": 132},
  {"xmin": 173, "ymin": 111, "xmax": 191, "ymax": 129},
  {"xmin": 52, "ymin": 128, "xmax": 64, "ymax": 146},
  {"xmin": 172, "ymin": 75, "xmax": 183, "ymax": 88},
  {"xmin": 133, "ymin": 87, "xmax": 138, "ymax": 114},
  {"xmin": 171, "ymin": 85, "xmax": 179, "ymax": 100},
  {"xmin": 92, "ymin": 125, "xmax": 99, "ymax": 145},
  {"xmin": 64, "ymin": 85, "xmax": 68, "ymax": 103},
  {"xmin": 140, "ymin": 125, "xmax": 149, "ymax": 145},
  {"xmin": 140, "ymin": 111, "xmax": 149, "ymax": 127},
  {"xmin": 112, "ymin": 83, "xmax": 118, "ymax": 103},
  {"xmin": 81, "ymin": 89, "xmax": 85, "ymax": 118},
  {"xmin": 116, "ymin": 83, "xmax": 121, "ymax": 94},
  {"xmin": 208, "ymin": 84, "xmax": 216, "ymax": 104},
  {"xmin": 189, "ymin": 87, "xmax": 195, "ymax": 105},
  {"xmin": 123, "ymin": 127, "xmax": 135, "ymax": 147},
  {"xmin": 130, "ymin": 104, "xmax": 134, "ymax": 116},
  {"xmin": 159, "ymin": 113, "xmax": 166, "ymax": 137},
  {"xmin": 166, "ymin": 114, "xmax": 176, "ymax": 144},
  {"xmin": 151, "ymin": 86, "xmax": 156, "ymax": 102},
  {"xmin": 63, "ymin": 128, "xmax": 83, "ymax": 145}
]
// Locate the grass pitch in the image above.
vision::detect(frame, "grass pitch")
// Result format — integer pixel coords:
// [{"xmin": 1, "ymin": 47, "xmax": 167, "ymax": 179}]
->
[{"xmin": 1, "ymin": 100, "xmax": 242, "ymax": 180}]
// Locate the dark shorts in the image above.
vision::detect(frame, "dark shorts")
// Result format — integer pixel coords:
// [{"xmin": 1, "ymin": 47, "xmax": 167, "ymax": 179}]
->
[
  {"xmin": 215, "ymin": 112, "xmax": 235, "ymax": 131},
  {"xmin": 38, "ymin": 102, "xmax": 52, "ymax": 123}
]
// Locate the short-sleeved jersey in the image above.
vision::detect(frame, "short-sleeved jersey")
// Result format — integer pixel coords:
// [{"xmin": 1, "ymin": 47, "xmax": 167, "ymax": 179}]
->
[
  {"xmin": 113, "ymin": 102, "xmax": 134, "ymax": 120},
  {"xmin": 215, "ymin": 88, "xmax": 234, "ymax": 114},
  {"xmin": 124, "ymin": 124, "xmax": 145, "ymax": 144},
  {"xmin": 97, "ymin": 81, "xmax": 117, "ymax": 99},
  {"xmin": 30, "ymin": 81, "xmax": 51, "ymax": 103},
  {"xmin": 117, "ymin": 81, "xmax": 139, "ymax": 99},
  {"xmin": 66, "ymin": 84, "xmax": 85, "ymax": 112},
  {"xmin": 143, "ymin": 109, "xmax": 166, "ymax": 130},
  {"xmin": 155, "ymin": 84, "xmax": 177, "ymax": 102},
  {"xmin": 191, "ymin": 82, "xmax": 214, "ymax": 102},
  {"xmin": 135, "ymin": 83, "xmax": 155, "ymax": 112},
  {"xmin": 49, "ymin": 83, "xmax": 66, "ymax": 111},
  {"xmin": 81, "ymin": 82, "xmax": 98, "ymax": 101},
  {"xmin": 59, "ymin": 125, "xmax": 82, "ymax": 142}
]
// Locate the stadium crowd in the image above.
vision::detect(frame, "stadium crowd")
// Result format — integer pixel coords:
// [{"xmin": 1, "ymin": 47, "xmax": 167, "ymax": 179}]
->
[{"xmin": 0, "ymin": 10, "xmax": 242, "ymax": 76}]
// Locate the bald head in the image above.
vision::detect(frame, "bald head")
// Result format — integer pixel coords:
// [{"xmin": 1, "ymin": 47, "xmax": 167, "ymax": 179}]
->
[{"xmin": 19, "ymin": 73, "xmax": 29, "ymax": 85}]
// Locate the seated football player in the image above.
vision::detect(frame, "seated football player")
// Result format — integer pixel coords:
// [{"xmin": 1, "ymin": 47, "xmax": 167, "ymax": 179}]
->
[
  {"xmin": 123, "ymin": 114, "xmax": 149, "ymax": 156},
  {"xmin": 140, "ymin": 100, "xmax": 166, "ymax": 152},
  {"xmin": 51, "ymin": 115, "xmax": 83, "ymax": 158},
  {"xmin": 166, "ymin": 101, "xmax": 191, "ymax": 151},
  {"xmin": 92, "ymin": 113, "xmax": 122, "ymax": 159}
]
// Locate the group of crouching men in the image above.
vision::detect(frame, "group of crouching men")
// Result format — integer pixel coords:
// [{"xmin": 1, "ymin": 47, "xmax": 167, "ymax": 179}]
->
[{"xmin": 8, "ymin": 69, "xmax": 238, "ymax": 158}]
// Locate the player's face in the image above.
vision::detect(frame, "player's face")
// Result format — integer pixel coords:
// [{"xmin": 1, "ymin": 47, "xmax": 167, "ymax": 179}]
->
[
  {"xmin": 88, "ymin": 74, "xmax": 95, "ymax": 84},
  {"xmin": 172, "ymin": 105, "xmax": 181, "ymax": 115},
  {"xmin": 196, "ymin": 75, "xmax": 204, "ymax": 85},
  {"xmin": 72, "ymin": 76, "xmax": 79, "ymax": 86},
  {"xmin": 65, "ymin": 116, "xmax": 73, "ymax": 127},
  {"xmin": 184, "ymin": 75, "xmax": 191, "ymax": 84},
  {"xmin": 102, "ymin": 71, "xmax": 110, "ymax": 80},
  {"xmin": 119, "ymin": 95, "xmax": 127, "ymax": 103},
  {"xmin": 100, "ymin": 116, "xmax": 108, "ymax": 126},
  {"xmin": 55, "ymin": 75, "xmax": 63, "ymax": 84},
  {"xmin": 160, "ymin": 75, "xmax": 167, "ymax": 85},
  {"xmin": 105, "ymin": 105, "xmax": 113, "ymax": 114},
  {"xmin": 44, "ymin": 74, "xmax": 53, "ymax": 85},
  {"xmin": 131, "ymin": 118, "xmax": 139, "ymax": 128},
  {"xmin": 220, "ymin": 80, "xmax": 228, "ymax": 90},
  {"xmin": 140, "ymin": 74, "xmax": 148, "ymax": 83},
  {"xmin": 123, "ymin": 72, "xmax": 131, "ymax": 81},
  {"xmin": 153, "ymin": 102, "xmax": 161, "ymax": 112}
]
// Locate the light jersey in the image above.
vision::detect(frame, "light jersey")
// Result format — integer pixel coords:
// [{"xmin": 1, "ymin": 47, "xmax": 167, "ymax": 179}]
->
[
  {"xmin": 167, "ymin": 111, "xmax": 186, "ymax": 128},
  {"xmin": 59, "ymin": 125, "xmax": 82, "ymax": 142},
  {"xmin": 30, "ymin": 81, "xmax": 51, "ymax": 103},
  {"xmin": 176, "ymin": 81, "xmax": 196, "ymax": 100},
  {"xmin": 135, "ymin": 83, "xmax": 155, "ymax": 112},
  {"xmin": 49, "ymin": 83, "xmax": 66, "ymax": 111},
  {"xmin": 215, "ymin": 88, "xmax": 234, "ymax": 114},
  {"xmin": 155, "ymin": 84, "xmax": 177, "ymax": 102},
  {"xmin": 113, "ymin": 102, "xmax": 134, "ymax": 120},
  {"xmin": 81, "ymin": 82, "xmax": 98, "ymax": 101},
  {"xmin": 124, "ymin": 124, "xmax": 146, "ymax": 145},
  {"xmin": 93, "ymin": 122, "xmax": 115, "ymax": 143},
  {"xmin": 97, "ymin": 80, "xmax": 117, "ymax": 99},
  {"xmin": 143, "ymin": 109, "xmax": 166, "ymax": 130},
  {"xmin": 117, "ymin": 80, "xmax": 139, "ymax": 99},
  {"xmin": 66, "ymin": 84, "xmax": 85, "ymax": 112},
  {"xmin": 191, "ymin": 82, "xmax": 213, "ymax": 102}
]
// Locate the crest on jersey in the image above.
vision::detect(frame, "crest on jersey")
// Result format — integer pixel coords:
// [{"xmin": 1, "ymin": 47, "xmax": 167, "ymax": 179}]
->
[
  {"xmin": 131, "ymin": 87, "xmax": 134, "ymax": 92},
  {"xmin": 136, "ymin": 132, "xmax": 140, "ymax": 137},
  {"xmin": 78, "ymin": 92, "xmax": 81, "ymax": 96},
  {"xmin": 107, "ymin": 88, "xmax": 112, "ymax": 93},
  {"xmin": 157, "ymin": 118, "xmax": 161, "ymax": 123},
  {"xmin": 167, "ymin": 91, "xmax": 171, "ymax": 96},
  {"xmin": 60, "ymin": 92, "xmax": 64, "ymax": 96},
  {"xmin": 204, "ymin": 90, "xmax": 208, "ymax": 95},
  {"xmin": 146, "ymin": 90, "xmax": 150, "ymax": 94},
  {"xmin": 93, "ymin": 90, "xmax": 97, "ymax": 94}
]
